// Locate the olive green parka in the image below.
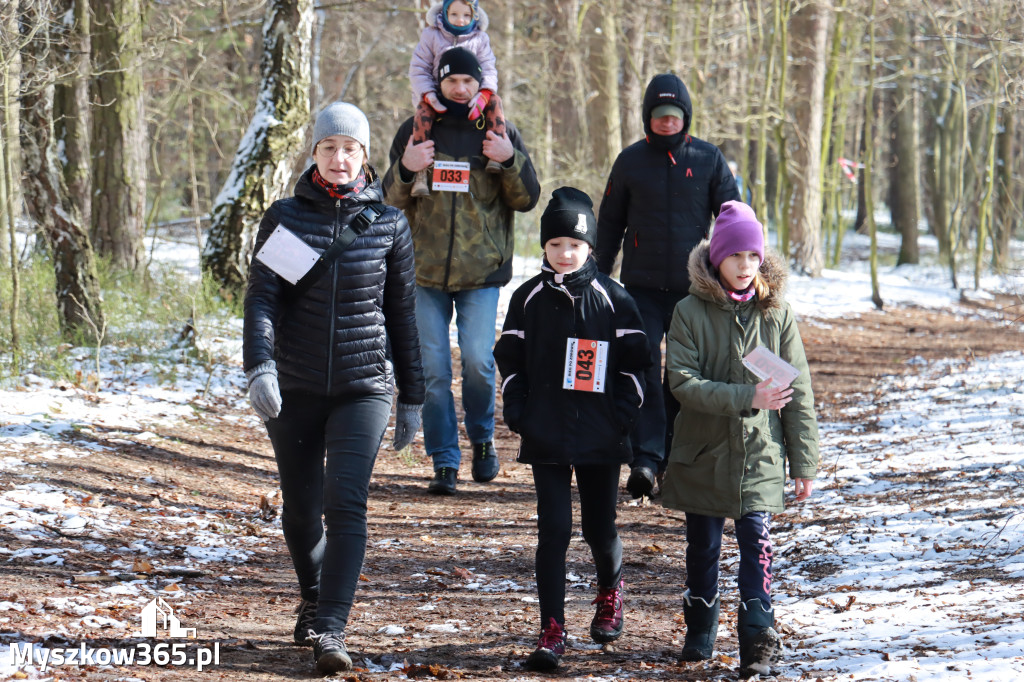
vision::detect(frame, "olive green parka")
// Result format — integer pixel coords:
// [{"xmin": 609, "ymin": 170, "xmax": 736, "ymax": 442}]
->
[{"xmin": 661, "ymin": 241, "xmax": 819, "ymax": 519}]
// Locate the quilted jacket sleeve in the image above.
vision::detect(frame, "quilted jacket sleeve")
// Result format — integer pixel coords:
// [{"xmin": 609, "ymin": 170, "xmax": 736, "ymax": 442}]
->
[
  {"xmin": 383, "ymin": 209, "xmax": 425, "ymax": 405},
  {"xmin": 242, "ymin": 205, "xmax": 285, "ymax": 372}
]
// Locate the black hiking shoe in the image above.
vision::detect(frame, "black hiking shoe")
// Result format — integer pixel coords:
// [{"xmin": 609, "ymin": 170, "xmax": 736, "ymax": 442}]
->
[
  {"xmin": 293, "ymin": 599, "xmax": 317, "ymax": 645},
  {"xmin": 311, "ymin": 631, "xmax": 352, "ymax": 674},
  {"xmin": 427, "ymin": 467, "xmax": 458, "ymax": 495},
  {"xmin": 471, "ymin": 441, "xmax": 499, "ymax": 482},
  {"xmin": 626, "ymin": 466, "xmax": 655, "ymax": 498}
]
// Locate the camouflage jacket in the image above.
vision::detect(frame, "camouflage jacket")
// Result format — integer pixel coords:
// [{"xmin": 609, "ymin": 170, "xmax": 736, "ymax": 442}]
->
[{"xmin": 383, "ymin": 113, "xmax": 540, "ymax": 292}]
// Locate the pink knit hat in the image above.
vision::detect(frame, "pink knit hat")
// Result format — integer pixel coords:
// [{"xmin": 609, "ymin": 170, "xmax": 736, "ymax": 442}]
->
[{"xmin": 709, "ymin": 201, "xmax": 764, "ymax": 269}]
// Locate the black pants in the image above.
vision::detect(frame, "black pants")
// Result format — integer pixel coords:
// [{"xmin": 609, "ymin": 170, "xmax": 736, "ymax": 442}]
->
[
  {"xmin": 625, "ymin": 287, "xmax": 686, "ymax": 474},
  {"xmin": 685, "ymin": 511, "xmax": 773, "ymax": 608},
  {"xmin": 265, "ymin": 391, "xmax": 392, "ymax": 634},
  {"xmin": 532, "ymin": 463, "xmax": 622, "ymax": 626}
]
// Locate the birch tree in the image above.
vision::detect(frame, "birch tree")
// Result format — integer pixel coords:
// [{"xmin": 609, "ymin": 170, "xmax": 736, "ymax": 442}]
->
[
  {"xmin": 202, "ymin": 0, "xmax": 313, "ymax": 295},
  {"xmin": 20, "ymin": 0, "xmax": 105, "ymax": 340}
]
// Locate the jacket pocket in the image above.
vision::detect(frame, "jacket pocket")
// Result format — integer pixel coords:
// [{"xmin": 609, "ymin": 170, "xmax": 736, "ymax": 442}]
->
[{"xmin": 669, "ymin": 440, "xmax": 710, "ymax": 465}]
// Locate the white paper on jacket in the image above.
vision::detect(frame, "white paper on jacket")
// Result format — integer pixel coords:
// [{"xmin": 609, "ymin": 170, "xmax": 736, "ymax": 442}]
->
[
  {"xmin": 742, "ymin": 346, "xmax": 801, "ymax": 389},
  {"xmin": 253, "ymin": 225, "xmax": 321, "ymax": 285}
]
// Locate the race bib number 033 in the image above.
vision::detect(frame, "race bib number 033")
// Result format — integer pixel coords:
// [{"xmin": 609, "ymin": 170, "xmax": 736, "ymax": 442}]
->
[
  {"xmin": 431, "ymin": 160, "xmax": 471, "ymax": 192},
  {"xmin": 563, "ymin": 338, "xmax": 609, "ymax": 393}
]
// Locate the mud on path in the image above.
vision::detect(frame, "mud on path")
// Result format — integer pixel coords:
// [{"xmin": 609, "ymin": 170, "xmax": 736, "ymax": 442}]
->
[{"xmin": 1, "ymin": 296, "xmax": 1021, "ymax": 681}]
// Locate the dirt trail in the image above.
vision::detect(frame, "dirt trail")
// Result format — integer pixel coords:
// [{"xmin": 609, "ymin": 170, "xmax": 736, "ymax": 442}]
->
[{"xmin": 1, "ymin": 296, "xmax": 1021, "ymax": 681}]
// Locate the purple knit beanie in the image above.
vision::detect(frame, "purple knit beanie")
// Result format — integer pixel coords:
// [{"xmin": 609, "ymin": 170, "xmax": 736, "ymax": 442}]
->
[{"xmin": 709, "ymin": 201, "xmax": 765, "ymax": 269}]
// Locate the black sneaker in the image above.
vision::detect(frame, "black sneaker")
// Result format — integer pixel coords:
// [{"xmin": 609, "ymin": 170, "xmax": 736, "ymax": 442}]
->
[
  {"xmin": 311, "ymin": 631, "xmax": 352, "ymax": 674},
  {"xmin": 427, "ymin": 467, "xmax": 457, "ymax": 495},
  {"xmin": 626, "ymin": 466, "xmax": 655, "ymax": 499},
  {"xmin": 293, "ymin": 599, "xmax": 317, "ymax": 645},
  {"xmin": 471, "ymin": 441, "xmax": 499, "ymax": 482},
  {"xmin": 525, "ymin": 617, "xmax": 566, "ymax": 671}
]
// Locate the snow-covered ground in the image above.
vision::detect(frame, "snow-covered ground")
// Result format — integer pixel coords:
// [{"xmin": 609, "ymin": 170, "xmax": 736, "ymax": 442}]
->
[{"xmin": 1, "ymin": 229, "xmax": 1022, "ymax": 679}]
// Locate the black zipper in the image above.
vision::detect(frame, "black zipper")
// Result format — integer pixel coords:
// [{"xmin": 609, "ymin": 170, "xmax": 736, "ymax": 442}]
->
[
  {"xmin": 443, "ymin": 191, "xmax": 457, "ymax": 289},
  {"xmin": 327, "ymin": 199, "xmax": 341, "ymax": 393}
]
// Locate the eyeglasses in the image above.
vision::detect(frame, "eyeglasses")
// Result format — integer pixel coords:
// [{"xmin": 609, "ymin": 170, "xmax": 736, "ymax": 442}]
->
[{"xmin": 316, "ymin": 142, "xmax": 364, "ymax": 160}]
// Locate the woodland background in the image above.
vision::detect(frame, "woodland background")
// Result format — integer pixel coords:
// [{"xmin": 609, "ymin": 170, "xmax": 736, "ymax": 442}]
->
[{"xmin": 1, "ymin": 0, "xmax": 1022, "ymax": 352}]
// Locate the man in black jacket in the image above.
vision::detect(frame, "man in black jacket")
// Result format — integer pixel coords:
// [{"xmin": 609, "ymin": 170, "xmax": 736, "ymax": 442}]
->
[{"xmin": 596, "ymin": 73, "xmax": 739, "ymax": 498}]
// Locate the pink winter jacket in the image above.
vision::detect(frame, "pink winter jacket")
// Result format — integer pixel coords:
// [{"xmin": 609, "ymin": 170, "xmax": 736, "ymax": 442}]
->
[{"xmin": 409, "ymin": 2, "xmax": 498, "ymax": 106}]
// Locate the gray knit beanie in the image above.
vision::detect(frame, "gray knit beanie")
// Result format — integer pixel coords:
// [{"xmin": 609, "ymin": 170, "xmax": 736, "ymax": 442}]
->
[{"xmin": 312, "ymin": 101, "xmax": 370, "ymax": 157}]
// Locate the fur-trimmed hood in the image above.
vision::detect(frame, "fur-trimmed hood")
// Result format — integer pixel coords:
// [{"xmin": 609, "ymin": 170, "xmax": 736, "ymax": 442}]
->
[
  {"xmin": 427, "ymin": 2, "xmax": 490, "ymax": 32},
  {"xmin": 687, "ymin": 239, "xmax": 788, "ymax": 311}
]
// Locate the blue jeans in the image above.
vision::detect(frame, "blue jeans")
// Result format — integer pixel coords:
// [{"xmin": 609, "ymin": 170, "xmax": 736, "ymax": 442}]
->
[
  {"xmin": 266, "ymin": 391, "xmax": 392, "ymax": 633},
  {"xmin": 415, "ymin": 285, "xmax": 500, "ymax": 470}
]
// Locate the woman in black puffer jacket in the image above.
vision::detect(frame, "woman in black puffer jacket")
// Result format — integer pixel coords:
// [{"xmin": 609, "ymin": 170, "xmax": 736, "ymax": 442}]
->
[{"xmin": 242, "ymin": 102, "xmax": 424, "ymax": 676}]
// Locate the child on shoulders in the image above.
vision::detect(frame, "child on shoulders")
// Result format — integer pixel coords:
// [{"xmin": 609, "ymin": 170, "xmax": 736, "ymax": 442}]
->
[{"xmin": 408, "ymin": 0, "xmax": 506, "ymax": 196}]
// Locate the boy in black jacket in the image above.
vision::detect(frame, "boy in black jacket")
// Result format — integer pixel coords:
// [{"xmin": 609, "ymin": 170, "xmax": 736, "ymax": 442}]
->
[{"xmin": 494, "ymin": 187, "xmax": 650, "ymax": 671}]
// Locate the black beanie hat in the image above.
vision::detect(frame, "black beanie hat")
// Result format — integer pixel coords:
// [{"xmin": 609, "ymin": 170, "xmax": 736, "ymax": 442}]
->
[
  {"xmin": 540, "ymin": 187, "xmax": 597, "ymax": 249},
  {"xmin": 437, "ymin": 47, "xmax": 482, "ymax": 84}
]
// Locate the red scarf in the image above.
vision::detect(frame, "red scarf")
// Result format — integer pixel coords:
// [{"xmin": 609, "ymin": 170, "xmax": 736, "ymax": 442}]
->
[{"xmin": 312, "ymin": 168, "xmax": 367, "ymax": 200}]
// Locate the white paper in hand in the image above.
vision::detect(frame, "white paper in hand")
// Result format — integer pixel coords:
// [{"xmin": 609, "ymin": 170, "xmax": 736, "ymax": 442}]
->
[
  {"xmin": 254, "ymin": 225, "xmax": 321, "ymax": 285},
  {"xmin": 742, "ymin": 346, "xmax": 801, "ymax": 389}
]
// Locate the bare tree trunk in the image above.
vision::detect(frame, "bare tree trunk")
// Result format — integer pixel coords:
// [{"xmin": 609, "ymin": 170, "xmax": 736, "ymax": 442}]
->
[
  {"xmin": 974, "ymin": 57, "xmax": 999, "ymax": 290},
  {"xmin": 926, "ymin": 82, "xmax": 953, "ymax": 260},
  {"xmin": 823, "ymin": 0, "xmax": 854, "ymax": 267},
  {"xmin": 864, "ymin": 0, "xmax": 882, "ymax": 310},
  {"xmin": 90, "ymin": 0, "xmax": 146, "ymax": 270},
  {"xmin": 53, "ymin": 0, "xmax": 91, "ymax": 229},
  {"xmin": 21, "ymin": 0, "xmax": 105, "ymax": 340},
  {"xmin": 621, "ymin": 8, "xmax": 647, "ymax": 146},
  {"xmin": 591, "ymin": 0, "xmax": 622, "ymax": 173},
  {"xmin": 0, "ymin": 4, "xmax": 22, "ymax": 265},
  {"xmin": 202, "ymin": 0, "xmax": 314, "ymax": 295},
  {"xmin": 1, "ymin": 5, "xmax": 23, "ymax": 347},
  {"xmin": 891, "ymin": 17, "xmax": 920, "ymax": 266},
  {"xmin": 993, "ymin": 107, "xmax": 1015, "ymax": 272},
  {"xmin": 788, "ymin": 0, "xmax": 829, "ymax": 276},
  {"xmin": 771, "ymin": 0, "xmax": 791, "ymax": 253}
]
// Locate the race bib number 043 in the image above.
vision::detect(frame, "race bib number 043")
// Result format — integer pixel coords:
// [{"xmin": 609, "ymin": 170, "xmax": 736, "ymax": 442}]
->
[
  {"xmin": 431, "ymin": 160, "xmax": 471, "ymax": 192},
  {"xmin": 563, "ymin": 338, "xmax": 609, "ymax": 393}
]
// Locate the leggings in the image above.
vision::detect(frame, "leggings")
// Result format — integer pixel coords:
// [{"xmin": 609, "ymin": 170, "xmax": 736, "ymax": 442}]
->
[
  {"xmin": 685, "ymin": 511, "xmax": 773, "ymax": 608},
  {"xmin": 411, "ymin": 93, "xmax": 507, "ymax": 145},
  {"xmin": 532, "ymin": 463, "xmax": 622, "ymax": 626},
  {"xmin": 265, "ymin": 391, "xmax": 392, "ymax": 634}
]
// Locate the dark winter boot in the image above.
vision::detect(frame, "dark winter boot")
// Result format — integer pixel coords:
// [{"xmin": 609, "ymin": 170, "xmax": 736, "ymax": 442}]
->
[
  {"xmin": 736, "ymin": 599, "xmax": 782, "ymax": 679},
  {"xmin": 678, "ymin": 591, "xmax": 720, "ymax": 662}
]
